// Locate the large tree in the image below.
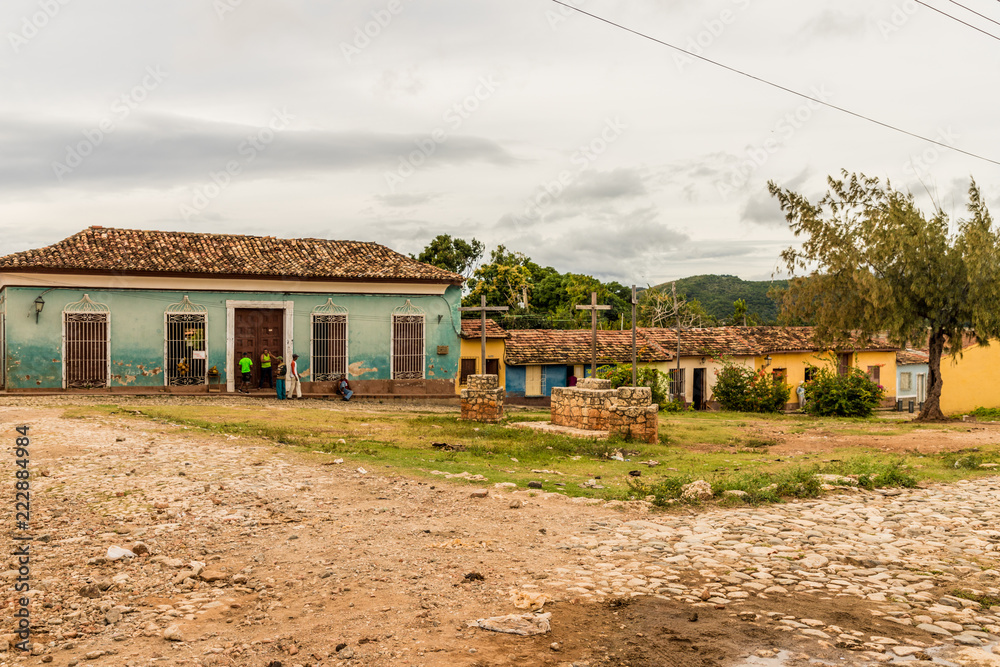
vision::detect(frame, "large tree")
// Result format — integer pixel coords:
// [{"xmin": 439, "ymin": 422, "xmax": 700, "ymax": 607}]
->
[
  {"xmin": 769, "ymin": 171, "xmax": 1000, "ymax": 420},
  {"xmin": 412, "ymin": 234, "xmax": 485, "ymax": 279}
]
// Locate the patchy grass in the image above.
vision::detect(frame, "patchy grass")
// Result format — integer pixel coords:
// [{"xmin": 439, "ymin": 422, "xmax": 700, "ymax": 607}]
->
[
  {"xmin": 60, "ymin": 403, "xmax": 1000, "ymax": 507},
  {"xmin": 951, "ymin": 589, "xmax": 1000, "ymax": 609}
]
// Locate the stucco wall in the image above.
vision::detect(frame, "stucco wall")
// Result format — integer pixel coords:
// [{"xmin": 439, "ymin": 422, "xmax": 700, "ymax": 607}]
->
[
  {"xmin": 896, "ymin": 363, "xmax": 929, "ymax": 401},
  {"xmin": 455, "ymin": 338, "xmax": 506, "ymax": 394},
  {"xmin": 2, "ymin": 285, "xmax": 461, "ymax": 391},
  {"xmin": 939, "ymin": 344, "xmax": 1000, "ymax": 415}
]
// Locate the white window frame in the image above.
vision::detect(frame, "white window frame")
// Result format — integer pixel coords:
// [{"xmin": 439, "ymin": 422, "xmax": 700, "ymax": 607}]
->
[
  {"xmin": 391, "ymin": 300, "xmax": 425, "ymax": 380},
  {"xmin": 311, "ymin": 298, "xmax": 349, "ymax": 381},
  {"xmin": 62, "ymin": 294, "xmax": 111, "ymax": 390},
  {"xmin": 164, "ymin": 295, "xmax": 209, "ymax": 387}
]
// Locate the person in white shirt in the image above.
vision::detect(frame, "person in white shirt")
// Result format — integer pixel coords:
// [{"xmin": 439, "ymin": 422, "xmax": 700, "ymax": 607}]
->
[{"xmin": 288, "ymin": 354, "xmax": 303, "ymax": 399}]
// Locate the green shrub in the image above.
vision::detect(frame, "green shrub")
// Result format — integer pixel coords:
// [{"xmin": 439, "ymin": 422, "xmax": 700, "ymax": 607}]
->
[
  {"xmin": 595, "ymin": 364, "xmax": 671, "ymax": 407},
  {"xmin": 970, "ymin": 407, "xmax": 1000, "ymax": 421},
  {"xmin": 712, "ymin": 362, "xmax": 790, "ymax": 413},
  {"xmin": 804, "ymin": 365, "xmax": 885, "ymax": 417}
]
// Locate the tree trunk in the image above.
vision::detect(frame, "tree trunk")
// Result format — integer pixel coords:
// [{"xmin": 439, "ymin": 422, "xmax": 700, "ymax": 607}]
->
[{"xmin": 917, "ymin": 330, "xmax": 947, "ymax": 421}]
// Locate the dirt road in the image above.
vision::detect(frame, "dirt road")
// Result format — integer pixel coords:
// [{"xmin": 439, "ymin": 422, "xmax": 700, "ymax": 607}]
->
[{"xmin": 2, "ymin": 402, "xmax": 999, "ymax": 667}]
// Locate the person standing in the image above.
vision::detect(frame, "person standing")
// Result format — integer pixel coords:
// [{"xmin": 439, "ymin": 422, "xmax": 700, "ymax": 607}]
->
[
  {"xmin": 274, "ymin": 356, "xmax": 286, "ymax": 400},
  {"xmin": 237, "ymin": 352, "xmax": 253, "ymax": 394},
  {"xmin": 259, "ymin": 349, "xmax": 273, "ymax": 389},
  {"xmin": 288, "ymin": 354, "xmax": 303, "ymax": 399}
]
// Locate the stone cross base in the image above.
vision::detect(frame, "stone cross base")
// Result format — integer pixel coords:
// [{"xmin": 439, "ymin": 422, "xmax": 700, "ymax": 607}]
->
[
  {"xmin": 460, "ymin": 374, "xmax": 505, "ymax": 423},
  {"xmin": 550, "ymin": 378, "xmax": 659, "ymax": 443}
]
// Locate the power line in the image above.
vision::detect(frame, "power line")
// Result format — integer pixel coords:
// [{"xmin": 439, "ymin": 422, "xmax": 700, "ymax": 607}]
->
[
  {"xmin": 548, "ymin": 0, "xmax": 1000, "ymax": 169},
  {"xmin": 943, "ymin": 0, "xmax": 1000, "ymax": 29},
  {"xmin": 914, "ymin": 0, "xmax": 1000, "ymax": 41}
]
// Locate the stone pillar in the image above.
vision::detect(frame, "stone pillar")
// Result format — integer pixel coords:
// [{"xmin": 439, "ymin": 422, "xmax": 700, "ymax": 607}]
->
[
  {"xmin": 550, "ymin": 381, "xmax": 659, "ymax": 443},
  {"xmin": 609, "ymin": 386, "xmax": 659, "ymax": 444},
  {"xmin": 460, "ymin": 374, "xmax": 505, "ymax": 423}
]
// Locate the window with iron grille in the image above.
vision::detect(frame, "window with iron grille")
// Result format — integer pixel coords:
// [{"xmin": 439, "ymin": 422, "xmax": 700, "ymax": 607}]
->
[
  {"xmin": 311, "ymin": 299, "xmax": 348, "ymax": 381},
  {"xmin": 459, "ymin": 358, "xmax": 477, "ymax": 385},
  {"xmin": 392, "ymin": 301, "xmax": 425, "ymax": 380},
  {"xmin": 312, "ymin": 315, "xmax": 348, "ymax": 381},
  {"xmin": 669, "ymin": 368, "xmax": 685, "ymax": 399},
  {"xmin": 165, "ymin": 296, "xmax": 208, "ymax": 386},
  {"xmin": 900, "ymin": 372, "xmax": 912, "ymax": 392},
  {"xmin": 63, "ymin": 295, "xmax": 110, "ymax": 389}
]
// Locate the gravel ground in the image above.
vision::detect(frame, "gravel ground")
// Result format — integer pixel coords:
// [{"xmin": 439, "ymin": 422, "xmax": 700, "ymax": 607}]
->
[{"xmin": 1, "ymin": 401, "xmax": 999, "ymax": 667}]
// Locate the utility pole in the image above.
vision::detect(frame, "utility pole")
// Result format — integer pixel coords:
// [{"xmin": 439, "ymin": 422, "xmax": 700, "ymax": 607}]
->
[{"xmin": 673, "ymin": 281, "xmax": 681, "ymax": 400}]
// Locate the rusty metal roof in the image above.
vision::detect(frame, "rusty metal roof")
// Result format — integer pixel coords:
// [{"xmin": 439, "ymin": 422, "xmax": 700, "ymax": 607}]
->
[{"xmin": 0, "ymin": 226, "xmax": 464, "ymax": 283}]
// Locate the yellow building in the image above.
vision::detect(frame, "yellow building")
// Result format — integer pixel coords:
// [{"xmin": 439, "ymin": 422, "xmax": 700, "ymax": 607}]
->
[
  {"xmin": 456, "ymin": 319, "xmax": 509, "ymax": 394},
  {"xmin": 938, "ymin": 342, "xmax": 1000, "ymax": 415}
]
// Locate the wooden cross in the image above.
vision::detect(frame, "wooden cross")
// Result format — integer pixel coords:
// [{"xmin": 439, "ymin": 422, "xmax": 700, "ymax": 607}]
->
[
  {"xmin": 575, "ymin": 292, "xmax": 611, "ymax": 378},
  {"xmin": 631, "ymin": 285, "xmax": 638, "ymax": 387},
  {"xmin": 458, "ymin": 294, "xmax": 509, "ymax": 376}
]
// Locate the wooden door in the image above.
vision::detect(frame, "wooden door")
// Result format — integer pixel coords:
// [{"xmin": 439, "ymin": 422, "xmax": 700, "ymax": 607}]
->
[{"xmin": 234, "ymin": 309, "xmax": 284, "ymax": 387}]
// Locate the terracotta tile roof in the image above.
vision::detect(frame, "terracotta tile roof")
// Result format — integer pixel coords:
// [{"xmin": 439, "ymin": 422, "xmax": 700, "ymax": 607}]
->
[
  {"xmin": 643, "ymin": 326, "xmax": 897, "ymax": 356},
  {"xmin": 896, "ymin": 349, "xmax": 929, "ymax": 365},
  {"xmin": 460, "ymin": 319, "xmax": 510, "ymax": 340},
  {"xmin": 0, "ymin": 226, "xmax": 464, "ymax": 283},
  {"xmin": 641, "ymin": 327, "xmax": 756, "ymax": 357},
  {"xmin": 505, "ymin": 329, "xmax": 673, "ymax": 365}
]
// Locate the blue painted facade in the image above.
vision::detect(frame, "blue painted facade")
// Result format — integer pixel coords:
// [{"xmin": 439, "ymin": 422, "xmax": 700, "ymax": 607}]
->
[
  {"xmin": 896, "ymin": 361, "xmax": 929, "ymax": 402},
  {"xmin": 505, "ymin": 363, "xmax": 572, "ymax": 398},
  {"xmin": 0, "ymin": 285, "xmax": 462, "ymax": 393}
]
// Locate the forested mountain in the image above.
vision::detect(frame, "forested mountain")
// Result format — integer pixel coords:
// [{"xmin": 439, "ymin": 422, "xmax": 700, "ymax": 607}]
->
[{"xmin": 656, "ymin": 275, "xmax": 787, "ymax": 324}]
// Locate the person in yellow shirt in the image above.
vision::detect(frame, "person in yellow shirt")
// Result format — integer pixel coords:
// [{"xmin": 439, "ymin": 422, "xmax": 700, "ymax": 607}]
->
[{"xmin": 259, "ymin": 349, "xmax": 274, "ymax": 389}]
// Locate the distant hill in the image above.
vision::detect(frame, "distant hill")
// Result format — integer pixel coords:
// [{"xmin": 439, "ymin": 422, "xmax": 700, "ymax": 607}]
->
[{"xmin": 655, "ymin": 275, "xmax": 788, "ymax": 324}]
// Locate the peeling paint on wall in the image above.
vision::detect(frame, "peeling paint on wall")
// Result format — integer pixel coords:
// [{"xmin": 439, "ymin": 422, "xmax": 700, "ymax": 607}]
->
[{"xmin": 349, "ymin": 362, "xmax": 378, "ymax": 377}]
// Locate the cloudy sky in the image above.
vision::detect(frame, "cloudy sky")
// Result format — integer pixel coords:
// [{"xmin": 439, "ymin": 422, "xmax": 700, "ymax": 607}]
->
[{"xmin": 2, "ymin": 0, "xmax": 999, "ymax": 286}]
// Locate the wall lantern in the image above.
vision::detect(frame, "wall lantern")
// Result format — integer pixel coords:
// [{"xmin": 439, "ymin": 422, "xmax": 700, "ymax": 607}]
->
[
  {"xmin": 700, "ymin": 356, "xmax": 706, "ymax": 364},
  {"xmin": 34, "ymin": 296, "xmax": 45, "ymax": 323},
  {"xmin": 764, "ymin": 354, "xmax": 772, "ymax": 367}
]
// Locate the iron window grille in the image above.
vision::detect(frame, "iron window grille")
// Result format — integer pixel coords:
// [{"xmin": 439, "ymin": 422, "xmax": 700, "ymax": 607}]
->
[
  {"xmin": 669, "ymin": 368, "xmax": 685, "ymax": 400},
  {"xmin": 165, "ymin": 296, "xmax": 208, "ymax": 386},
  {"xmin": 391, "ymin": 300, "xmax": 425, "ymax": 380},
  {"xmin": 311, "ymin": 299, "xmax": 348, "ymax": 381},
  {"xmin": 63, "ymin": 294, "xmax": 110, "ymax": 389}
]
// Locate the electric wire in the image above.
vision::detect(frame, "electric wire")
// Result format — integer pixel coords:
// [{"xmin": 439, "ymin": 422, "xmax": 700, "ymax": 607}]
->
[
  {"xmin": 548, "ymin": 0, "xmax": 1000, "ymax": 169},
  {"xmin": 914, "ymin": 0, "xmax": 1000, "ymax": 41},
  {"xmin": 943, "ymin": 0, "xmax": 1000, "ymax": 29}
]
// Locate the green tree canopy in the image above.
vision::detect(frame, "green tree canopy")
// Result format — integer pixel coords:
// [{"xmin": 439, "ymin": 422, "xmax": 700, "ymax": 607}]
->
[
  {"xmin": 769, "ymin": 171, "xmax": 1000, "ymax": 420},
  {"xmin": 412, "ymin": 234, "xmax": 484, "ymax": 279}
]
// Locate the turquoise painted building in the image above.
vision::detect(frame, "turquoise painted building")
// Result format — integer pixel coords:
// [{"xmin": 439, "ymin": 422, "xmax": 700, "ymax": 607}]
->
[{"xmin": 0, "ymin": 227, "xmax": 464, "ymax": 396}]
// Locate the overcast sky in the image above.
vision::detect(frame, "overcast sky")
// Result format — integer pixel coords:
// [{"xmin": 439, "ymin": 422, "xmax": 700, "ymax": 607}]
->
[{"xmin": 2, "ymin": 0, "xmax": 999, "ymax": 286}]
